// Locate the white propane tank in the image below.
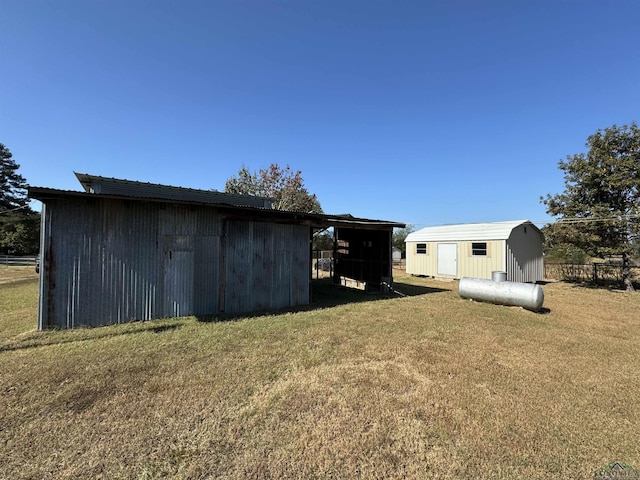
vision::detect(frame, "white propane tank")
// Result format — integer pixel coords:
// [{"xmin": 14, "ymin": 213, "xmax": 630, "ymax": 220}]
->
[{"xmin": 459, "ymin": 277, "xmax": 544, "ymax": 312}]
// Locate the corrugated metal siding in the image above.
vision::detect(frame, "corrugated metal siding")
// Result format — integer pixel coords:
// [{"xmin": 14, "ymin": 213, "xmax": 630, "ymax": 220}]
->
[
  {"xmin": 38, "ymin": 197, "xmax": 309, "ymax": 328},
  {"xmin": 505, "ymin": 224, "xmax": 544, "ymax": 282},
  {"xmin": 37, "ymin": 203, "xmax": 50, "ymax": 330},
  {"xmin": 223, "ymin": 220, "xmax": 309, "ymax": 314},
  {"xmin": 43, "ymin": 198, "xmax": 163, "ymax": 327},
  {"xmin": 405, "ymin": 240, "xmax": 504, "ymax": 279}
]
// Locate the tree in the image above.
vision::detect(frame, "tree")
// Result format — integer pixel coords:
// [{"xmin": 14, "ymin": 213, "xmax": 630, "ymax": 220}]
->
[
  {"xmin": 225, "ymin": 164, "xmax": 322, "ymax": 213},
  {"xmin": 312, "ymin": 229, "xmax": 334, "ymax": 251},
  {"xmin": 0, "ymin": 143, "xmax": 40, "ymax": 255},
  {"xmin": 0, "ymin": 211, "xmax": 40, "ymax": 255},
  {"xmin": 1, "ymin": 143, "xmax": 28, "ymax": 211},
  {"xmin": 541, "ymin": 225, "xmax": 588, "ymax": 264},
  {"xmin": 542, "ymin": 122, "xmax": 640, "ymax": 291},
  {"xmin": 392, "ymin": 225, "xmax": 414, "ymax": 258}
]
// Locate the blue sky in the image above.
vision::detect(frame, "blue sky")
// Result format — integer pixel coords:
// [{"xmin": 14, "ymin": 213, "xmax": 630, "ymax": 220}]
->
[{"xmin": 2, "ymin": 0, "xmax": 639, "ymax": 229}]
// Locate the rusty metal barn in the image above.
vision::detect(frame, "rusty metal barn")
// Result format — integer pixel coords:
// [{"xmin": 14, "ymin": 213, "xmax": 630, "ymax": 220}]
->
[{"xmin": 29, "ymin": 174, "xmax": 404, "ymax": 329}]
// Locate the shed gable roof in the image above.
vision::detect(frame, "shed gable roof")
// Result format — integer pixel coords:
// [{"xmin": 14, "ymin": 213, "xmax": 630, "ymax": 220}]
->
[{"xmin": 405, "ymin": 220, "xmax": 540, "ymax": 242}]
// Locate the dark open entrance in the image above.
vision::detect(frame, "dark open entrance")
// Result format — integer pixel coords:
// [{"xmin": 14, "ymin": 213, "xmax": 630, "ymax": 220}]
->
[{"xmin": 332, "ymin": 226, "xmax": 393, "ymax": 293}]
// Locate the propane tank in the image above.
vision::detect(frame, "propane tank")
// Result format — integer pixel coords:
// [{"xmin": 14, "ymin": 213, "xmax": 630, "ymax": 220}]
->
[{"xmin": 459, "ymin": 276, "xmax": 544, "ymax": 312}]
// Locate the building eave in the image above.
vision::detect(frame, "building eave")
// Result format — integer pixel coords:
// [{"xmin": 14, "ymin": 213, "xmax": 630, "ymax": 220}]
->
[{"xmin": 28, "ymin": 187, "xmax": 404, "ymax": 230}]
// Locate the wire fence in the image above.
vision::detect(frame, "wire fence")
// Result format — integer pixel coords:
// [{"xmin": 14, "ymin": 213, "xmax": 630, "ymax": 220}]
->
[
  {"xmin": 544, "ymin": 262, "xmax": 640, "ymax": 287},
  {"xmin": 312, "ymin": 250, "xmax": 333, "ymax": 279},
  {"xmin": 0, "ymin": 256, "xmax": 38, "ymax": 266}
]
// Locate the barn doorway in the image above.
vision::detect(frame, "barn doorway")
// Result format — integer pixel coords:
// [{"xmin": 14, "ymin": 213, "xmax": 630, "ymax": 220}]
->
[{"xmin": 162, "ymin": 235, "xmax": 194, "ymax": 318}]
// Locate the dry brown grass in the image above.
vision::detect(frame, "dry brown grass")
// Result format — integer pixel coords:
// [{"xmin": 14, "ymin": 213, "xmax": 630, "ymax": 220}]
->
[
  {"xmin": 0, "ymin": 267, "xmax": 39, "ymax": 338},
  {"xmin": 1, "ymin": 269, "xmax": 639, "ymax": 479},
  {"xmin": 0, "ymin": 265, "xmax": 38, "ymax": 285}
]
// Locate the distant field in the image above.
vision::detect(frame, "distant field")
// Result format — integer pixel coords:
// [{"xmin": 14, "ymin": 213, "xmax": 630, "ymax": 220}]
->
[{"xmin": 1, "ymin": 267, "xmax": 639, "ymax": 479}]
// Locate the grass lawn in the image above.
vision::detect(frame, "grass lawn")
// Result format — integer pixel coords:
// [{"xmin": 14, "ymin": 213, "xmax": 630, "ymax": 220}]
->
[{"xmin": 1, "ymin": 266, "xmax": 639, "ymax": 479}]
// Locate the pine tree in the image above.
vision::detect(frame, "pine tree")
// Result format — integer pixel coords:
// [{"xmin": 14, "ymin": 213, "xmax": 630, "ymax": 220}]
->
[
  {"xmin": 0, "ymin": 143, "xmax": 29, "ymax": 211},
  {"xmin": 0, "ymin": 143, "xmax": 39, "ymax": 255}
]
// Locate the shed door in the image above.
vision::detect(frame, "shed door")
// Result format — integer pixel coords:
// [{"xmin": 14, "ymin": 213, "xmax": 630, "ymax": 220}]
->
[
  {"xmin": 437, "ymin": 243, "xmax": 457, "ymax": 276},
  {"xmin": 163, "ymin": 235, "xmax": 194, "ymax": 318}
]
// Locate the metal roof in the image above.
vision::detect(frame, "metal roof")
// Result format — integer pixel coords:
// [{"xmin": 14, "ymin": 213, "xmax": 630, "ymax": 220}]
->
[
  {"xmin": 405, "ymin": 220, "xmax": 541, "ymax": 242},
  {"xmin": 320, "ymin": 213, "xmax": 405, "ymax": 230},
  {"xmin": 74, "ymin": 172, "xmax": 274, "ymax": 209}
]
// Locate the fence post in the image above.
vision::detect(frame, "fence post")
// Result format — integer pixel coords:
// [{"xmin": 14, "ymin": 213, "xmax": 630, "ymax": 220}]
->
[
  {"xmin": 314, "ymin": 250, "xmax": 318, "ymax": 279},
  {"xmin": 593, "ymin": 263, "xmax": 598, "ymax": 284}
]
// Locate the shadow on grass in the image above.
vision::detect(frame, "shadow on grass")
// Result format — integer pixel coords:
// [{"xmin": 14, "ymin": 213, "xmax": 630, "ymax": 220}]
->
[
  {"xmin": 196, "ymin": 278, "xmax": 449, "ymax": 323},
  {"xmin": 0, "ymin": 322, "xmax": 184, "ymax": 353},
  {"xmin": 2, "ymin": 280, "xmax": 449, "ymax": 345}
]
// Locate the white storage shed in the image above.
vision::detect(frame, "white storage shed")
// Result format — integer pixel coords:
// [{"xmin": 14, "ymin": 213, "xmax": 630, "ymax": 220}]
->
[{"xmin": 405, "ymin": 220, "xmax": 544, "ymax": 283}]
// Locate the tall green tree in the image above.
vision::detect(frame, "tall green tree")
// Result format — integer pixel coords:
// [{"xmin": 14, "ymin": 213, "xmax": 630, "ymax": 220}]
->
[
  {"xmin": 542, "ymin": 122, "xmax": 640, "ymax": 291},
  {"xmin": 1, "ymin": 143, "xmax": 28, "ymax": 210},
  {"xmin": 225, "ymin": 164, "xmax": 322, "ymax": 213},
  {"xmin": 0, "ymin": 143, "xmax": 40, "ymax": 255}
]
